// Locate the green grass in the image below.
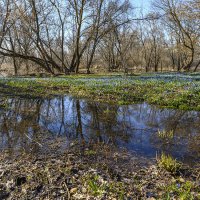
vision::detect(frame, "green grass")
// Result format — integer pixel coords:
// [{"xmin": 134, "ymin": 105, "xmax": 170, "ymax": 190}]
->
[
  {"xmin": 163, "ymin": 181, "xmax": 196, "ymax": 200},
  {"xmin": 157, "ymin": 153, "xmax": 182, "ymax": 174},
  {"xmin": 0, "ymin": 73, "xmax": 200, "ymax": 110},
  {"xmin": 85, "ymin": 174, "xmax": 107, "ymax": 197},
  {"xmin": 158, "ymin": 130, "xmax": 174, "ymax": 139},
  {"xmin": 83, "ymin": 173, "xmax": 126, "ymax": 199}
]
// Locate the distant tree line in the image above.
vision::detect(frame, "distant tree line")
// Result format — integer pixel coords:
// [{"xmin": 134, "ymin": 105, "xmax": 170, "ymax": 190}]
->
[{"xmin": 0, "ymin": 0, "xmax": 199, "ymax": 75}]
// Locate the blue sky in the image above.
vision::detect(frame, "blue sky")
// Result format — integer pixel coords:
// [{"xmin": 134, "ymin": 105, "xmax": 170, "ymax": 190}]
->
[{"xmin": 130, "ymin": 0, "xmax": 151, "ymax": 13}]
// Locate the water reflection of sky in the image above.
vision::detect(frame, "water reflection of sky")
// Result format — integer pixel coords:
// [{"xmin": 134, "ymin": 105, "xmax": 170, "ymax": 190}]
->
[{"xmin": 0, "ymin": 96, "xmax": 200, "ymax": 165}]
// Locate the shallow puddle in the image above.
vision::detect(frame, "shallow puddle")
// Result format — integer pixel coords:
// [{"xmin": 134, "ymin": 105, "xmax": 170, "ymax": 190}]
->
[{"xmin": 0, "ymin": 95, "xmax": 200, "ymax": 166}]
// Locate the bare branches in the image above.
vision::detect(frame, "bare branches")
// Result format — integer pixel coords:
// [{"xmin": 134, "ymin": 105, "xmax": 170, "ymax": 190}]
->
[{"xmin": 0, "ymin": 0, "xmax": 199, "ymax": 75}]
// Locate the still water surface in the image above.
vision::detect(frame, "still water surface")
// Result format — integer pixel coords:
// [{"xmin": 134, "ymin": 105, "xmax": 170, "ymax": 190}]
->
[{"xmin": 0, "ymin": 95, "xmax": 200, "ymax": 165}]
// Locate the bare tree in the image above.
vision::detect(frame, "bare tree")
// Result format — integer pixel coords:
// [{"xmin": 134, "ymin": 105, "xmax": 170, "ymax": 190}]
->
[{"xmin": 153, "ymin": 0, "xmax": 200, "ymax": 71}]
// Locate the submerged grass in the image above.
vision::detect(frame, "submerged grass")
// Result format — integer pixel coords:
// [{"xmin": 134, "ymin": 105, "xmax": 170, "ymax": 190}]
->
[{"xmin": 0, "ymin": 73, "xmax": 200, "ymax": 110}]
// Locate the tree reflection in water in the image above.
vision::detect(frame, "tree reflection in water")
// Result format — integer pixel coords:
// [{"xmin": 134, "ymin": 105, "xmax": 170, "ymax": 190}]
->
[{"xmin": 0, "ymin": 96, "xmax": 199, "ymax": 165}]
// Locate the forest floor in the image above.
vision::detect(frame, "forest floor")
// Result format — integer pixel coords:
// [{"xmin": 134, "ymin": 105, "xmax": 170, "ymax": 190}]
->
[
  {"xmin": 0, "ymin": 72, "xmax": 200, "ymax": 110},
  {"xmin": 0, "ymin": 140, "xmax": 200, "ymax": 200}
]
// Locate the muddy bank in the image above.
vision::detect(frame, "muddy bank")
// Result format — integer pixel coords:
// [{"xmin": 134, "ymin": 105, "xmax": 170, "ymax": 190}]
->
[{"xmin": 0, "ymin": 141, "xmax": 199, "ymax": 200}]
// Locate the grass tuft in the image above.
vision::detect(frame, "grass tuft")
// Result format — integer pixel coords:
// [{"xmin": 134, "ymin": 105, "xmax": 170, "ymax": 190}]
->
[
  {"xmin": 157, "ymin": 153, "xmax": 182, "ymax": 173},
  {"xmin": 158, "ymin": 130, "xmax": 174, "ymax": 139}
]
